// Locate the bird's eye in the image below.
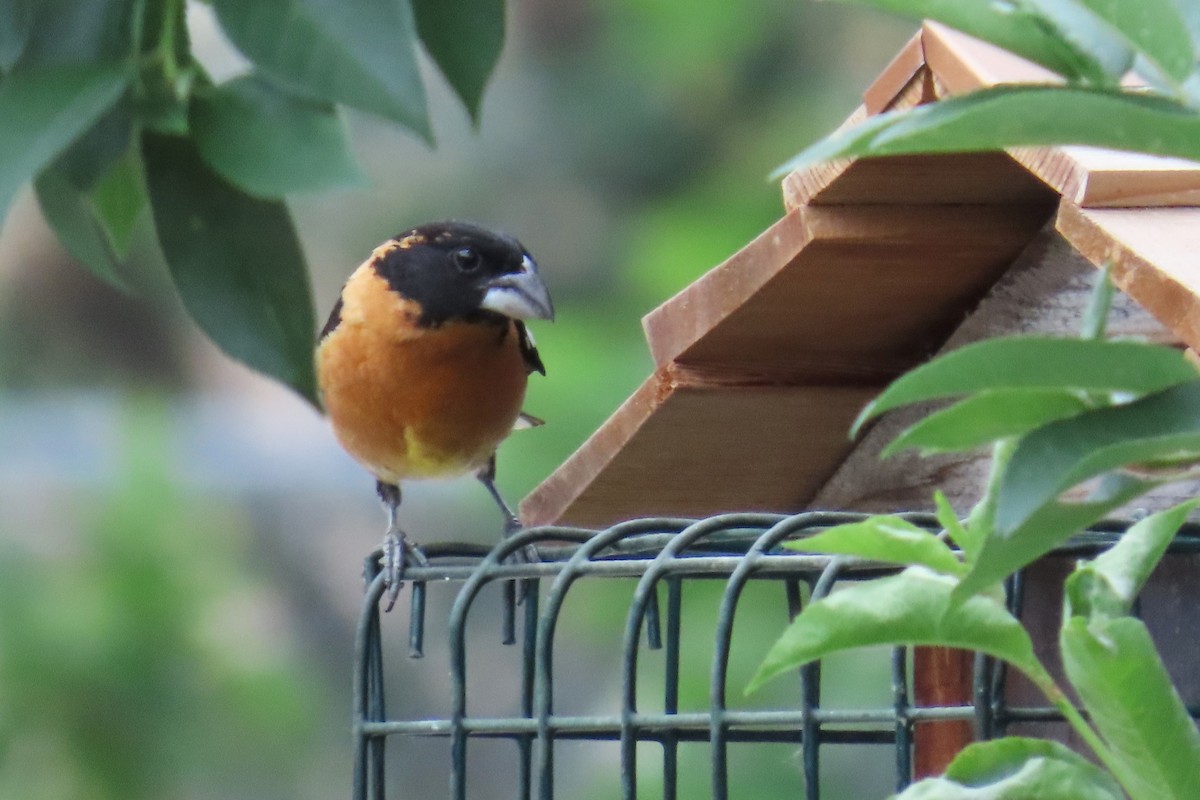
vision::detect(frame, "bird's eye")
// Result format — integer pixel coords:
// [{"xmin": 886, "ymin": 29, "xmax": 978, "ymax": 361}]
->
[{"xmin": 453, "ymin": 246, "xmax": 482, "ymax": 272}]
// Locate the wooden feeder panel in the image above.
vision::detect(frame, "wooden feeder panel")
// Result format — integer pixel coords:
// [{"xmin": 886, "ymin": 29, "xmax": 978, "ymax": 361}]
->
[{"xmin": 520, "ymin": 21, "xmax": 1200, "ymax": 531}]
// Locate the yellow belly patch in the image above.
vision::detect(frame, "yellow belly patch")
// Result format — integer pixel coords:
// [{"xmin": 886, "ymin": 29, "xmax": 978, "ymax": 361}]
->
[{"xmin": 316, "ymin": 265, "xmax": 529, "ymax": 485}]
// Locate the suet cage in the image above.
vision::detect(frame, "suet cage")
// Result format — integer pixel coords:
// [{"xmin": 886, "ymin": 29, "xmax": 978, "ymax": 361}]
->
[{"xmin": 352, "ymin": 512, "xmax": 1200, "ymax": 799}]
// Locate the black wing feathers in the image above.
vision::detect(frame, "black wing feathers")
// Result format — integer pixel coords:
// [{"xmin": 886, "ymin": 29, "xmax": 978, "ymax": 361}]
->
[
  {"xmin": 318, "ymin": 295, "xmax": 344, "ymax": 341},
  {"xmin": 515, "ymin": 320, "xmax": 545, "ymax": 375}
]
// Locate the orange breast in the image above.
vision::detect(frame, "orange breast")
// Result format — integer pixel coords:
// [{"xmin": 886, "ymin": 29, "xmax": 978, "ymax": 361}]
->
[{"xmin": 316, "ymin": 265, "xmax": 528, "ymax": 484}]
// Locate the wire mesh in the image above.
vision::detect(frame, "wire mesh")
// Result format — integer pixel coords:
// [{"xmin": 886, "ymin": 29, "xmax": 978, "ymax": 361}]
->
[{"xmin": 351, "ymin": 511, "xmax": 1200, "ymax": 799}]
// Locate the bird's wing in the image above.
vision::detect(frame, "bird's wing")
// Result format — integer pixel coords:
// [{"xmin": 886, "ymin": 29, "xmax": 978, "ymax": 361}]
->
[
  {"xmin": 318, "ymin": 294, "xmax": 344, "ymax": 341},
  {"xmin": 515, "ymin": 320, "xmax": 545, "ymax": 376},
  {"xmin": 514, "ymin": 412, "xmax": 545, "ymax": 430}
]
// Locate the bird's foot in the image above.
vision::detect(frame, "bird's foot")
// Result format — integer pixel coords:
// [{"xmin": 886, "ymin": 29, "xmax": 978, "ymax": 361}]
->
[
  {"xmin": 502, "ymin": 515, "xmax": 540, "ymax": 566},
  {"xmin": 499, "ymin": 517, "xmax": 537, "ymax": 611},
  {"xmin": 382, "ymin": 529, "xmax": 428, "ymax": 612}
]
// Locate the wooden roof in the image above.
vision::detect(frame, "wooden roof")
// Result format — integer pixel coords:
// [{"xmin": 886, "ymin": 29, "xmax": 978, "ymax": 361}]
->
[{"xmin": 520, "ymin": 22, "xmax": 1200, "ymax": 528}]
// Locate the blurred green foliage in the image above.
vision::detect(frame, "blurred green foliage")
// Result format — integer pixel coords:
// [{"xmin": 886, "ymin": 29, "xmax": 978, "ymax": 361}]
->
[
  {"xmin": 0, "ymin": 1, "xmax": 915, "ymax": 797},
  {"xmin": 0, "ymin": 0, "xmax": 518, "ymax": 403},
  {"xmin": 0, "ymin": 400, "xmax": 321, "ymax": 799},
  {"xmin": 13, "ymin": 0, "xmax": 1200, "ymax": 795}
]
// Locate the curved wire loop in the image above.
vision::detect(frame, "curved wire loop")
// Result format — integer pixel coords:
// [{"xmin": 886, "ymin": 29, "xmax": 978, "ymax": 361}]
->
[{"xmin": 351, "ymin": 514, "xmax": 1200, "ymax": 800}]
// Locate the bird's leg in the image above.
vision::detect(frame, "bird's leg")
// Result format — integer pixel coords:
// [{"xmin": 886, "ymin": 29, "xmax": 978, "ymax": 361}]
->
[
  {"xmin": 476, "ymin": 455, "xmax": 538, "ymax": 563},
  {"xmin": 476, "ymin": 454, "xmax": 519, "ymax": 533},
  {"xmin": 376, "ymin": 480, "xmax": 427, "ymax": 612},
  {"xmin": 477, "ymin": 457, "xmax": 537, "ymax": 621}
]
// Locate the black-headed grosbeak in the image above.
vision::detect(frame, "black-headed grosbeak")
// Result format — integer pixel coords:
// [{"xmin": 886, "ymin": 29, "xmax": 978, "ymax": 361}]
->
[{"xmin": 316, "ymin": 221, "xmax": 553, "ymax": 604}]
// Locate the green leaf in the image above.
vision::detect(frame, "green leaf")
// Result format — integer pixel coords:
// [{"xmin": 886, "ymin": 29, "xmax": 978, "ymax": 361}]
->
[
  {"xmin": 0, "ymin": 0, "xmax": 32, "ymax": 70},
  {"xmin": 882, "ymin": 389, "xmax": 1089, "ymax": 457},
  {"xmin": 134, "ymin": 0, "xmax": 194, "ymax": 135},
  {"xmin": 1017, "ymin": 0, "xmax": 1136, "ymax": 81},
  {"xmin": 1061, "ymin": 616, "xmax": 1200, "ymax": 800},
  {"xmin": 997, "ymin": 381, "xmax": 1200, "ymax": 536},
  {"xmin": 775, "ymin": 86, "xmax": 1200, "ymax": 178},
  {"xmin": 0, "ymin": 64, "xmax": 129, "ymax": 217},
  {"xmin": 1171, "ymin": 0, "xmax": 1200, "ymax": 46},
  {"xmin": 934, "ymin": 491, "xmax": 980, "ymax": 564},
  {"xmin": 212, "ymin": 0, "xmax": 429, "ymax": 137},
  {"xmin": 136, "ymin": 64, "xmax": 193, "ymax": 136},
  {"xmin": 944, "ymin": 737, "xmax": 1121, "ymax": 791},
  {"xmin": 143, "ymin": 133, "xmax": 318, "ymax": 405},
  {"xmin": 138, "ymin": 0, "xmax": 188, "ymax": 55},
  {"xmin": 1081, "ymin": 263, "xmax": 1114, "ymax": 340},
  {"xmin": 50, "ymin": 95, "xmax": 136, "ymax": 193},
  {"xmin": 1066, "ymin": 500, "xmax": 1199, "ymax": 618},
  {"xmin": 16, "ymin": 0, "xmax": 140, "ymax": 183},
  {"xmin": 1085, "ymin": 500, "xmax": 1198, "ymax": 606},
  {"xmin": 894, "ymin": 737, "xmax": 1124, "ymax": 799},
  {"xmin": 413, "ymin": 0, "xmax": 504, "ymax": 122},
  {"xmin": 1074, "ymin": 0, "xmax": 1195, "ymax": 83},
  {"xmin": 854, "ymin": 337, "xmax": 1197, "ymax": 435},
  {"xmin": 783, "ymin": 516, "xmax": 964, "ymax": 576},
  {"xmin": 34, "ymin": 166, "xmax": 129, "ymax": 291},
  {"xmin": 748, "ymin": 566, "xmax": 1049, "ymax": 694},
  {"xmin": 821, "ymin": 0, "xmax": 1119, "ymax": 83},
  {"xmin": 191, "ymin": 74, "xmax": 366, "ymax": 198},
  {"xmin": 954, "ymin": 473, "xmax": 1157, "ymax": 600},
  {"xmin": 89, "ymin": 148, "xmax": 146, "ymax": 258},
  {"xmin": 866, "ymin": 85, "xmax": 1180, "ymax": 155},
  {"xmin": 15, "ymin": 0, "xmax": 136, "ymax": 67}
]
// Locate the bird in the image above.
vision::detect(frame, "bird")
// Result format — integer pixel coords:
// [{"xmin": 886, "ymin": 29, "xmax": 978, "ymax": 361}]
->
[{"xmin": 315, "ymin": 221, "xmax": 554, "ymax": 608}]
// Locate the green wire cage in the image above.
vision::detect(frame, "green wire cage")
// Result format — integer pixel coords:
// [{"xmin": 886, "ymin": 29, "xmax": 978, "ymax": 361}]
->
[{"xmin": 352, "ymin": 512, "xmax": 1200, "ymax": 799}]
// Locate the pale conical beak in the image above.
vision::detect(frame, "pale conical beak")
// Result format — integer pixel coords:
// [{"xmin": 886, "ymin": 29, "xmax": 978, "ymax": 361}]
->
[{"xmin": 480, "ymin": 255, "xmax": 555, "ymax": 321}]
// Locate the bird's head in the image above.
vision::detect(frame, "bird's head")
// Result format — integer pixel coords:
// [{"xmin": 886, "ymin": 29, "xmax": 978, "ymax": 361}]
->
[{"xmin": 372, "ymin": 221, "xmax": 554, "ymax": 327}]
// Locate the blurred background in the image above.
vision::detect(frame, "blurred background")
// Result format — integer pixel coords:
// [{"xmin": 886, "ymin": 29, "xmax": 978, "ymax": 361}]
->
[{"xmin": 0, "ymin": 1, "xmax": 913, "ymax": 797}]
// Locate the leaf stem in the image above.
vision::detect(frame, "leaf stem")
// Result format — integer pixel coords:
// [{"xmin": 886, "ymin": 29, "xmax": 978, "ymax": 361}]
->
[
  {"xmin": 1081, "ymin": 262, "xmax": 1114, "ymax": 341},
  {"xmin": 1037, "ymin": 678, "xmax": 1135, "ymax": 791},
  {"xmin": 966, "ymin": 437, "xmax": 1017, "ymax": 541},
  {"xmin": 159, "ymin": 0, "xmax": 182, "ymax": 84},
  {"xmin": 131, "ymin": 0, "xmax": 148, "ymax": 57}
]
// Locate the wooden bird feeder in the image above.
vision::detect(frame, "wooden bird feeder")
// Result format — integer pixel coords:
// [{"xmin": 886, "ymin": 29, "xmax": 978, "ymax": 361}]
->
[{"xmin": 519, "ymin": 22, "xmax": 1200, "ymax": 777}]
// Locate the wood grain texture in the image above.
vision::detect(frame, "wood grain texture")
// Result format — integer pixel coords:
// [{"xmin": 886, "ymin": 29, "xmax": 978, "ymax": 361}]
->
[
  {"xmin": 519, "ymin": 365, "xmax": 874, "ymax": 527},
  {"xmin": 922, "ymin": 22, "xmax": 1200, "ymax": 208},
  {"xmin": 524, "ymin": 201, "xmax": 1056, "ymax": 527},
  {"xmin": 1057, "ymin": 202, "xmax": 1200, "ymax": 347},
  {"xmin": 1007, "ymin": 146, "xmax": 1200, "ymax": 209},
  {"xmin": 1016, "ymin": 147, "xmax": 1200, "ymax": 208},
  {"xmin": 783, "ymin": 44, "xmax": 937, "ymax": 211},
  {"xmin": 785, "ymin": 21, "xmax": 1200, "ymax": 214},
  {"xmin": 784, "ymin": 152, "xmax": 1053, "ymax": 209},
  {"xmin": 640, "ymin": 210, "xmax": 811, "ymax": 369},
  {"xmin": 1066, "ymin": 149, "xmax": 1200, "ymax": 207},
  {"xmin": 780, "ymin": 107, "xmax": 867, "ymax": 211},
  {"xmin": 807, "ymin": 224, "xmax": 1191, "ymax": 770},
  {"xmin": 862, "ymin": 31, "xmax": 926, "ymax": 115},
  {"xmin": 784, "ymin": 66, "xmax": 944, "ymax": 209},
  {"xmin": 518, "ymin": 373, "xmax": 664, "ymax": 527},
  {"xmin": 913, "ymin": 647, "xmax": 975, "ymax": 778},
  {"xmin": 644, "ymin": 203, "xmax": 1054, "ymax": 376},
  {"xmin": 810, "ymin": 226, "xmax": 1182, "ymax": 513},
  {"xmin": 920, "ymin": 20, "xmax": 1059, "ymax": 94}
]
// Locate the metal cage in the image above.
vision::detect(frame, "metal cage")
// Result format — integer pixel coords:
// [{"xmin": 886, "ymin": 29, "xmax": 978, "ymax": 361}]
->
[{"xmin": 352, "ymin": 512, "xmax": 1200, "ymax": 799}]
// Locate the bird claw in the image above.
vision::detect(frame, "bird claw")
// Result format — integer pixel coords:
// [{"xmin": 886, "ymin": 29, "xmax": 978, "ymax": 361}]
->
[
  {"xmin": 500, "ymin": 519, "xmax": 539, "ymax": 610},
  {"xmin": 382, "ymin": 530, "xmax": 428, "ymax": 612},
  {"xmin": 502, "ymin": 516, "xmax": 540, "ymax": 565}
]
